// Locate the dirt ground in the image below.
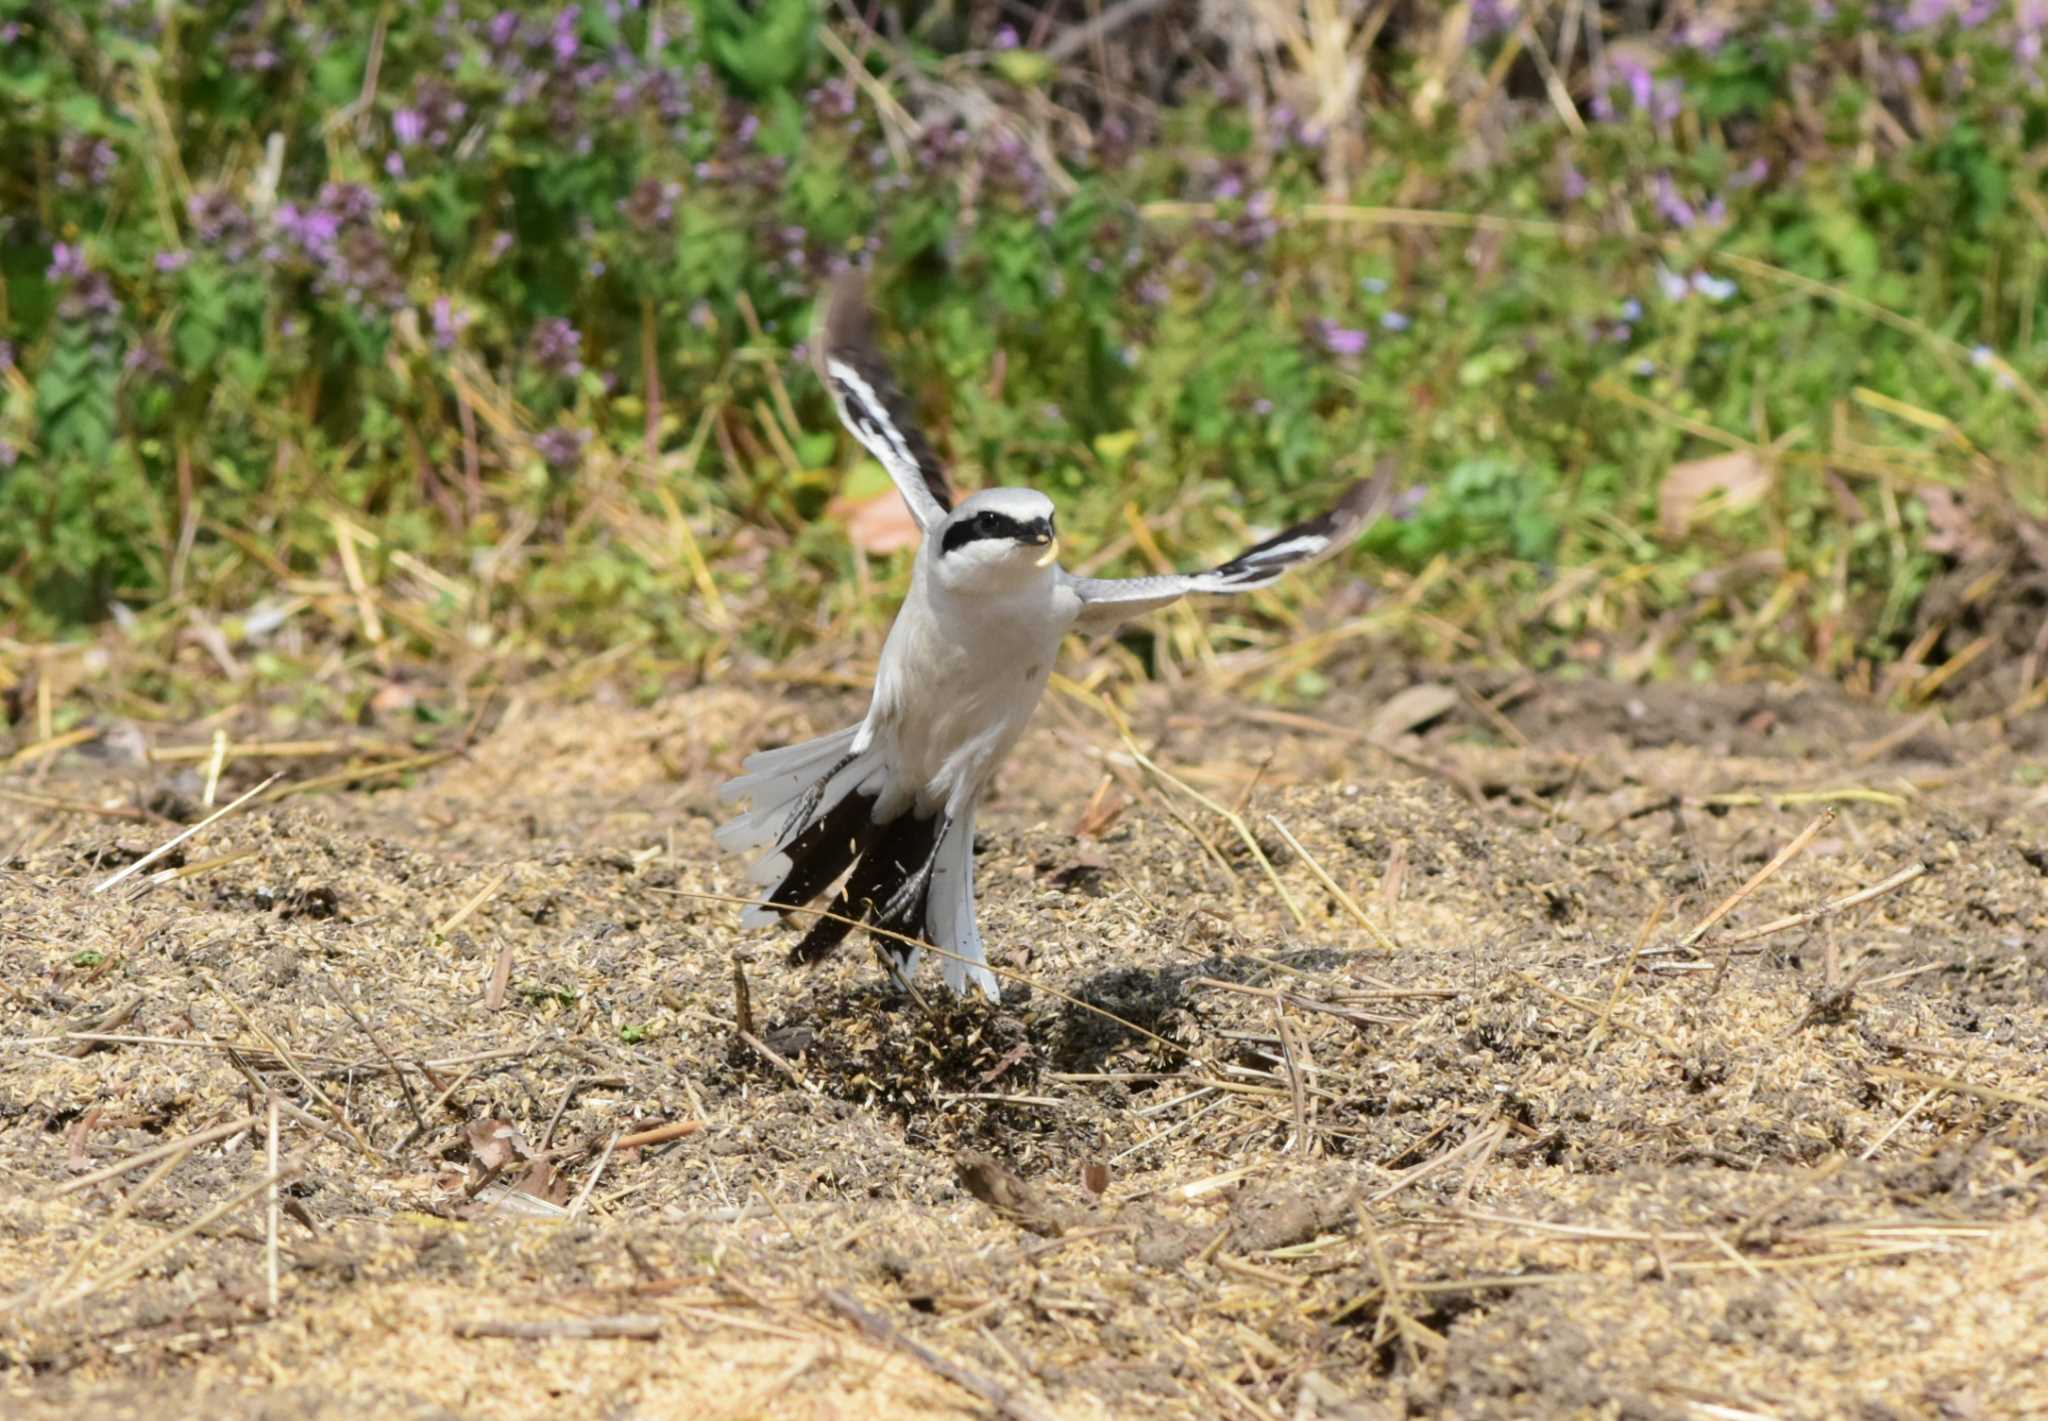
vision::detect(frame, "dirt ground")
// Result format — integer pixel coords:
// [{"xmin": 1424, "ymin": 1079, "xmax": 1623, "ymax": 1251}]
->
[{"xmin": 3, "ymin": 663, "xmax": 2046, "ymax": 1420}]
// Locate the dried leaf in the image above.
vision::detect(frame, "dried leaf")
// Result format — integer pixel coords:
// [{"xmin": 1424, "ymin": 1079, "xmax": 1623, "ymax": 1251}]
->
[
  {"xmin": 65, "ymin": 1106, "xmax": 105, "ymax": 1172},
  {"xmin": 1368, "ymin": 684, "xmax": 1460, "ymax": 742},
  {"xmin": 1660, "ymin": 451, "xmax": 1771, "ymax": 538},
  {"xmin": 466, "ymin": 1118, "xmax": 528, "ymax": 1172},
  {"xmin": 829, "ymin": 486, "xmax": 921, "ymax": 556},
  {"xmin": 1039, "ymin": 844, "xmax": 1108, "ymax": 888},
  {"xmin": 515, "ymin": 1158, "xmax": 570, "ymax": 1206},
  {"xmin": 956, "ymin": 1150, "xmax": 1066, "ymax": 1237},
  {"xmin": 976, "ymin": 1041, "xmax": 1034, "ymax": 1087},
  {"xmin": 1916, "ymin": 485, "xmax": 1994, "ymax": 561}
]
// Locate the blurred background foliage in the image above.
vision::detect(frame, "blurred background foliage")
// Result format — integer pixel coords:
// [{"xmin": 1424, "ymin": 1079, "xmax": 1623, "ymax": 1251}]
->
[{"xmin": 2, "ymin": 0, "xmax": 2047, "ymax": 730}]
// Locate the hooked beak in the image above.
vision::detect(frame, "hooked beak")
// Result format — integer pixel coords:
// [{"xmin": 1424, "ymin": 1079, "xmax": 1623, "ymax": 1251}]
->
[{"xmin": 1034, "ymin": 537, "xmax": 1060, "ymax": 567}]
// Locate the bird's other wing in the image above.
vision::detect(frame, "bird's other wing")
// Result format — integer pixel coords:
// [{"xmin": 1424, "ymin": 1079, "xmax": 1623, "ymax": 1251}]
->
[
  {"xmin": 1063, "ymin": 460, "xmax": 1395, "ymax": 633},
  {"xmin": 813, "ymin": 271, "xmax": 954, "ymax": 531}
]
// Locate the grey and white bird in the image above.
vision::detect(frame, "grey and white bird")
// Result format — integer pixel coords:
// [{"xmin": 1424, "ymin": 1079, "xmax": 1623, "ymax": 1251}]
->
[{"xmin": 716, "ymin": 274, "xmax": 1392, "ymax": 1000}]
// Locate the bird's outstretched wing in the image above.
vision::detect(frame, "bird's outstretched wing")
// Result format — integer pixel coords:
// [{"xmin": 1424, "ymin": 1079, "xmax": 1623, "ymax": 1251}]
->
[
  {"xmin": 813, "ymin": 271, "xmax": 954, "ymax": 530},
  {"xmin": 1063, "ymin": 461, "xmax": 1395, "ymax": 633}
]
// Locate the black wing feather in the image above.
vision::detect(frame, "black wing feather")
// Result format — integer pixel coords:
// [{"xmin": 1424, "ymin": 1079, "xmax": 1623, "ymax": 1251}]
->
[{"xmin": 816, "ymin": 272, "xmax": 955, "ymax": 520}]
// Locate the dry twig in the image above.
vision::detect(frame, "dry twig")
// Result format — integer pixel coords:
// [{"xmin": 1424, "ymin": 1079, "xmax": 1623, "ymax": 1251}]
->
[{"xmin": 824, "ymin": 1289, "xmax": 1055, "ymax": 1421}]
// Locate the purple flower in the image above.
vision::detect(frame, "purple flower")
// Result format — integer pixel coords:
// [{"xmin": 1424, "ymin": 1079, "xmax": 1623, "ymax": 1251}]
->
[
  {"xmin": 1620, "ymin": 299, "xmax": 1643, "ymax": 322},
  {"xmin": 993, "ymin": 24, "xmax": 1019, "ymax": 49},
  {"xmin": 1212, "ymin": 173, "xmax": 1243, "ymax": 202},
  {"xmin": 1652, "ymin": 80, "xmax": 1684, "ymax": 124},
  {"xmin": 1360, "ymin": 275, "xmax": 1388, "ymax": 295},
  {"xmin": 1390, "ymin": 485, "xmax": 1429, "ymax": 522},
  {"xmin": 804, "ymin": 78, "xmax": 855, "ymax": 120},
  {"xmin": 1561, "ymin": 163, "xmax": 1588, "ymax": 201},
  {"xmin": 1620, "ymin": 57, "xmax": 1654, "ymax": 113},
  {"xmin": 188, "ymin": 190, "xmax": 256, "ymax": 260},
  {"xmin": 549, "ymin": 7, "xmax": 580, "ymax": 63},
  {"xmin": 1381, "ymin": 311, "xmax": 1411, "ymax": 332},
  {"xmin": 1318, "ymin": 321, "xmax": 1370, "ymax": 358},
  {"xmin": 1680, "ymin": 13, "xmax": 1730, "ymax": 50},
  {"xmin": 0, "ymin": 341, "xmax": 13, "ymax": 371},
  {"xmin": 224, "ymin": 6, "xmax": 283, "ymax": 74},
  {"xmin": 395, "ymin": 81, "xmax": 469, "ymax": 149},
  {"xmin": 155, "ymin": 249, "xmax": 192, "ymax": 273},
  {"xmin": 487, "ymin": 9, "xmax": 521, "ymax": 48},
  {"xmin": 535, "ymin": 426, "xmax": 589, "ymax": 473},
  {"xmin": 384, "ymin": 151, "xmax": 407, "ymax": 177},
  {"xmin": 270, "ymin": 185, "xmax": 403, "ymax": 309},
  {"xmin": 2020, "ymin": 0, "xmax": 2046, "ymax": 65},
  {"xmin": 1656, "ymin": 266, "xmax": 1691, "ymax": 302},
  {"xmin": 1654, "ymin": 175, "xmax": 1696, "ymax": 228},
  {"xmin": 320, "ymin": 182, "xmax": 379, "ymax": 224},
  {"xmin": 1470, "ymin": 0, "xmax": 1518, "ymax": 42},
  {"xmin": 1593, "ymin": 54, "xmax": 1681, "ymax": 124},
  {"xmin": 735, "ymin": 113, "xmax": 760, "ymax": 146},
  {"xmin": 1896, "ymin": 0, "xmax": 1955, "ymax": 30},
  {"xmin": 275, "ymin": 201, "xmax": 342, "ymax": 256},
  {"xmin": 430, "ymin": 296, "xmax": 471, "ymax": 350},
  {"xmin": 620, "ymin": 177, "xmax": 679, "ymax": 230},
  {"xmin": 57, "ymin": 135, "xmax": 118, "ymax": 189},
  {"xmin": 489, "ymin": 231, "xmax": 515, "ymax": 261},
  {"xmin": 47, "ymin": 245, "xmax": 119, "ymax": 322},
  {"xmin": 530, "ymin": 318, "xmax": 585, "ymax": 378},
  {"xmin": 125, "ymin": 338, "xmax": 171, "ymax": 380}
]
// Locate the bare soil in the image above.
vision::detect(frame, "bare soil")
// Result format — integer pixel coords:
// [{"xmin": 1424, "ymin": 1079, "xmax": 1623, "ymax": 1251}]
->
[{"xmin": 3, "ymin": 666, "xmax": 2046, "ymax": 1420}]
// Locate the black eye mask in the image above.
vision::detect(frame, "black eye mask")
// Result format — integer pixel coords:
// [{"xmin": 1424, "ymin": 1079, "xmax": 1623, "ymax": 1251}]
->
[{"xmin": 940, "ymin": 509, "xmax": 1054, "ymax": 555}]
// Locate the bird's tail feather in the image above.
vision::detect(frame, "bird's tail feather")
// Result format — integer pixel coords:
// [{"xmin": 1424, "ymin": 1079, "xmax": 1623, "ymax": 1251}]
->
[
  {"xmin": 718, "ymin": 728, "xmax": 980, "ymax": 991},
  {"xmin": 925, "ymin": 812, "xmax": 996, "ymax": 1001},
  {"xmin": 787, "ymin": 807, "xmax": 944, "ymax": 967},
  {"xmin": 715, "ymin": 725, "xmax": 862, "ymax": 856}
]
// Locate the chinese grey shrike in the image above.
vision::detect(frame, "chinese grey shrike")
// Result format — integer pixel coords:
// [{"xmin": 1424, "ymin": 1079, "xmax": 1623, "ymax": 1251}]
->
[{"xmin": 717, "ymin": 273, "xmax": 1392, "ymax": 1001}]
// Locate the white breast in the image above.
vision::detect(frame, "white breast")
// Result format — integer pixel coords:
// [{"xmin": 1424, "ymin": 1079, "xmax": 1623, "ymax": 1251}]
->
[{"xmin": 862, "ymin": 564, "xmax": 1074, "ymax": 818}]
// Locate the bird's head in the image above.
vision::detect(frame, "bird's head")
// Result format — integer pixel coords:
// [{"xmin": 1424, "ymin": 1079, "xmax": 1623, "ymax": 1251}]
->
[{"xmin": 932, "ymin": 488, "xmax": 1060, "ymax": 591}]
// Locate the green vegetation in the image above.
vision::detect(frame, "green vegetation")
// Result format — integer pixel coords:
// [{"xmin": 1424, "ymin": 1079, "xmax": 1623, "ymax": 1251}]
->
[{"xmin": 2, "ymin": 0, "xmax": 2045, "ymax": 724}]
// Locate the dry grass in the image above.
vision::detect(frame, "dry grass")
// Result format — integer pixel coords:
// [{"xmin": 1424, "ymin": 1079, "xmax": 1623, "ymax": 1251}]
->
[{"xmin": 1, "ymin": 666, "xmax": 2045, "ymax": 1419}]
